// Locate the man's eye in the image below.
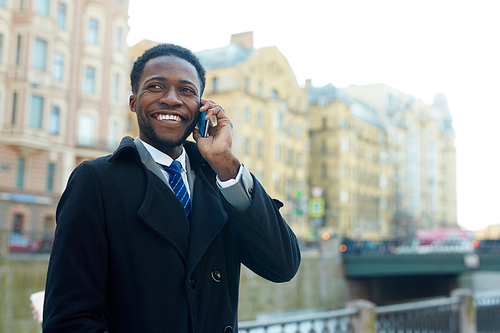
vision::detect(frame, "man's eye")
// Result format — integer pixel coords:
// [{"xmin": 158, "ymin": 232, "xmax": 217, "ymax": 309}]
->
[
  {"xmin": 149, "ymin": 84, "xmax": 162, "ymax": 90},
  {"xmin": 180, "ymin": 87, "xmax": 195, "ymax": 94}
]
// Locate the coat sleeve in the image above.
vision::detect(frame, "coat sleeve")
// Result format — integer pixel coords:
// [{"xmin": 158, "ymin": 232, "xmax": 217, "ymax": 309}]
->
[
  {"xmin": 43, "ymin": 161, "xmax": 108, "ymax": 332},
  {"xmin": 223, "ymin": 175, "xmax": 301, "ymax": 282}
]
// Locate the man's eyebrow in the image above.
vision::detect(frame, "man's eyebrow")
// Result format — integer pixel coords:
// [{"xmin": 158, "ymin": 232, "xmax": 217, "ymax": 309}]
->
[
  {"xmin": 143, "ymin": 77, "xmax": 198, "ymax": 92},
  {"xmin": 179, "ymin": 80, "xmax": 199, "ymax": 93}
]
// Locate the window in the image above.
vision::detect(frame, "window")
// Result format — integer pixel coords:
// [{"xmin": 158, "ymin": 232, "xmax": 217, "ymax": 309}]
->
[
  {"xmin": 113, "ymin": 73, "xmax": 120, "ymax": 99},
  {"xmin": 16, "ymin": 35, "xmax": 22, "ymax": 66},
  {"xmin": 30, "ymin": 95, "xmax": 44, "ymax": 128},
  {"xmin": 286, "ymin": 121, "xmax": 292, "ymax": 135},
  {"xmin": 321, "ymin": 164, "xmax": 327, "ymax": 179},
  {"xmin": 256, "ymin": 141, "xmax": 263, "ymax": 158},
  {"xmin": 52, "ymin": 52, "xmax": 64, "ymax": 81},
  {"xmin": 274, "ymin": 143, "xmax": 281, "ymax": 160},
  {"xmin": 0, "ymin": 34, "xmax": 3, "ymax": 63},
  {"xmin": 322, "ymin": 117, "xmax": 327, "ymax": 130},
  {"xmin": 296, "ymin": 153, "xmax": 303, "ymax": 167},
  {"xmin": 212, "ymin": 77, "xmax": 217, "ymax": 92},
  {"xmin": 273, "ymin": 172, "xmax": 280, "ymax": 192},
  {"xmin": 243, "ymin": 137, "xmax": 250, "ymax": 154},
  {"xmin": 35, "ymin": 0, "xmax": 50, "ymax": 16},
  {"xmin": 342, "ymin": 165, "xmax": 349, "ymax": 178},
  {"xmin": 108, "ymin": 120, "xmax": 118, "ymax": 149},
  {"xmin": 257, "ymin": 82, "xmax": 262, "ymax": 96},
  {"xmin": 83, "ymin": 67, "xmax": 96, "ymax": 93},
  {"xmin": 273, "ymin": 112, "xmax": 282, "ymax": 130},
  {"xmin": 285, "ymin": 179, "xmax": 292, "ymax": 197},
  {"xmin": 13, "ymin": 214, "xmax": 24, "ymax": 233},
  {"xmin": 341, "ymin": 119, "xmax": 349, "ymax": 129},
  {"xmin": 47, "ymin": 163, "xmax": 55, "ymax": 192},
  {"xmin": 78, "ymin": 114, "xmax": 95, "ymax": 146},
  {"xmin": 244, "ymin": 106, "xmax": 250, "ymax": 122},
  {"xmin": 49, "ymin": 106, "xmax": 60, "ymax": 134},
  {"xmin": 16, "ymin": 158, "xmax": 25, "ymax": 189},
  {"xmin": 379, "ymin": 151, "xmax": 388, "ymax": 165},
  {"xmin": 57, "ymin": 3, "xmax": 67, "ymax": 29},
  {"xmin": 12, "ymin": 92, "xmax": 18, "ymax": 124},
  {"xmin": 379, "ymin": 174, "xmax": 388, "ymax": 189},
  {"xmin": 33, "ymin": 38, "xmax": 47, "ymax": 70},
  {"xmin": 269, "ymin": 89, "xmax": 277, "ymax": 100},
  {"xmin": 257, "ymin": 110, "xmax": 263, "ymax": 126},
  {"xmin": 115, "ymin": 27, "xmax": 122, "ymax": 51},
  {"xmin": 340, "ymin": 188, "xmax": 349, "ymax": 204},
  {"xmin": 286, "ymin": 149, "xmax": 293, "ymax": 165},
  {"xmin": 321, "ymin": 140, "xmax": 327, "ymax": 153},
  {"xmin": 341, "ymin": 138, "xmax": 349, "ymax": 153},
  {"xmin": 86, "ymin": 19, "xmax": 99, "ymax": 44}
]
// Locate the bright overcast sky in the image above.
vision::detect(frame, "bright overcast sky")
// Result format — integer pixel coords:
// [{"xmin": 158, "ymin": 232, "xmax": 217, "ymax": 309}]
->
[{"xmin": 127, "ymin": 0, "xmax": 500, "ymax": 231}]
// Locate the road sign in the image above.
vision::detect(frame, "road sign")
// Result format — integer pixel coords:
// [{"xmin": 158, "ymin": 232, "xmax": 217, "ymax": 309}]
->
[{"xmin": 309, "ymin": 198, "xmax": 325, "ymax": 217}]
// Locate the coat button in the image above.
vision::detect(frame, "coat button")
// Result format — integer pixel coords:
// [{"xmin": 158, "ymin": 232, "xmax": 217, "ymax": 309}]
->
[
  {"xmin": 211, "ymin": 269, "xmax": 221, "ymax": 282},
  {"xmin": 223, "ymin": 326, "xmax": 233, "ymax": 333},
  {"xmin": 189, "ymin": 278, "xmax": 196, "ymax": 289}
]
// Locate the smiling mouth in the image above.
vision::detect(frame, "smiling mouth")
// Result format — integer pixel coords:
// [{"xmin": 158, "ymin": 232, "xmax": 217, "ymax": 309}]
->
[{"xmin": 154, "ymin": 113, "xmax": 182, "ymax": 122}]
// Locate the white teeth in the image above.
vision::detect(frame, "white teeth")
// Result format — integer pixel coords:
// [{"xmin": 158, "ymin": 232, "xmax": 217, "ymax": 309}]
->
[{"xmin": 157, "ymin": 114, "xmax": 181, "ymax": 121}]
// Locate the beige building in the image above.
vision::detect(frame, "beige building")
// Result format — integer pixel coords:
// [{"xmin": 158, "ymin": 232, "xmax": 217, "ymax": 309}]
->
[
  {"xmin": 308, "ymin": 83, "xmax": 391, "ymax": 240},
  {"xmin": 345, "ymin": 84, "xmax": 457, "ymax": 238},
  {"xmin": 0, "ymin": 0, "xmax": 129, "ymax": 236},
  {"xmin": 129, "ymin": 32, "xmax": 310, "ymax": 236}
]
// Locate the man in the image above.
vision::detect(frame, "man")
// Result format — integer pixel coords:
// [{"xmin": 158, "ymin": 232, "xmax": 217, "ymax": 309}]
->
[{"xmin": 43, "ymin": 43, "xmax": 301, "ymax": 332}]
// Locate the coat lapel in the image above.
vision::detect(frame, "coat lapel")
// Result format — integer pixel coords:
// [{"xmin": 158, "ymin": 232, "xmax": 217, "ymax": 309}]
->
[
  {"xmin": 183, "ymin": 142, "xmax": 229, "ymax": 277},
  {"xmin": 186, "ymin": 171, "xmax": 228, "ymax": 277},
  {"xmin": 137, "ymin": 170, "xmax": 190, "ymax": 262}
]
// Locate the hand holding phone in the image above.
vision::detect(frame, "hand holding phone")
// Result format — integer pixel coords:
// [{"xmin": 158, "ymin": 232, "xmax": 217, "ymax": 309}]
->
[{"xmin": 197, "ymin": 104, "xmax": 209, "ymax": 137}]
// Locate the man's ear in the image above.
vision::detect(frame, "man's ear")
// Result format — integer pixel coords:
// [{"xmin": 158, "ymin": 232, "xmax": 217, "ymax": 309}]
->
[{"xmin": 129, "ymin": 95, "xmax": 136, "ymax": 112}]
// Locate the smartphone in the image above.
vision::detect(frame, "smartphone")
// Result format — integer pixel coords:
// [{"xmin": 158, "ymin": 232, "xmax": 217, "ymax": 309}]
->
[{"xmin": 197, "ymin": 104, "xmax": 209, "ymax": 137}]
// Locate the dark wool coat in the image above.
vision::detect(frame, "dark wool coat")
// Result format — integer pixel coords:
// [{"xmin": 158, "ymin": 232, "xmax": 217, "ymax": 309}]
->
[{"xmin": 43, "ymin": 137, "xmax": 301, "ymax": 333}]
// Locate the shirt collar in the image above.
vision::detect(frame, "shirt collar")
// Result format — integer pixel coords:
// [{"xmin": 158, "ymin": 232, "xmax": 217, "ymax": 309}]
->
[{"xmin": 139, "ymin": 139, "xmax": 187, "ymax": 172}]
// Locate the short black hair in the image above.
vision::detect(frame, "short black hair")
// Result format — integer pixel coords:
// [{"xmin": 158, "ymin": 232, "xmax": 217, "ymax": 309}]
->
[{"xmin": 130, "ymin": 43, "xmax": 206, "ymax": 96}]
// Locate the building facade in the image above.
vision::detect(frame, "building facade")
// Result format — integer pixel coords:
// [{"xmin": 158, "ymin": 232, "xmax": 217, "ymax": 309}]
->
[
  {"xmin": 308, "ymin": 83, "xmax": 391, "ymax": 241},
  {"xmin": 0, "ymin": 0, "xmax": 129, "ymax": 238},
  {"xmin": 345, "ymin": 84, "xmax": 457, "ymax": 238}
]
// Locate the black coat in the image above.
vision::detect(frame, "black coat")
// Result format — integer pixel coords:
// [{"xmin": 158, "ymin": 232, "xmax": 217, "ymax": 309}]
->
[{"xmin": 43, "ymin": 137, "xmax": 301, "ymax": 333}]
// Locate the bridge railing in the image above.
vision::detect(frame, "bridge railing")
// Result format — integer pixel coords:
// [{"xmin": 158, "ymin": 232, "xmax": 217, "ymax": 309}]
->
[
  {"xmin": 238, "ymin": 288, "xmax": 498, "ymax": 333},
  {"xmin": 375, "ymin": 296, "xmax": 461, "ymax": 332},
  {"xmin": 475, "ymin": 289, "xmax": 500, "ymax": 332},
  {"xmin": 238, "ymin": 307, "xmax": 358, "ymax": 333}
]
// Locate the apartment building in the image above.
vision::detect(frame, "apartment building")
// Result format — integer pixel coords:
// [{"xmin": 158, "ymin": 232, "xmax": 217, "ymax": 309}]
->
[
  {"xmin": 345, "ymin": 84, "xmax": 457, "ymax": 238},
  {"xmin": 0, "ymin": 0, "xmax": 130, "ymax": 234},
  {"xmin": 308, "ymin": 83, "xmax": 391, "ymax": 240}
]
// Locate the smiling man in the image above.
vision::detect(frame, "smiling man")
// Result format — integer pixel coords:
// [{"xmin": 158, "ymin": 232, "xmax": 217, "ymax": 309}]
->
[{"xmin": 42, "ymin": 44, "xmax": 301, "ymax": 333}]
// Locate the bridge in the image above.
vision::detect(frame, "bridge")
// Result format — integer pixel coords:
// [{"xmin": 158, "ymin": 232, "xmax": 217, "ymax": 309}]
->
[{"xmin": 343, "ymin": 253, "xmax": 500, "ymax": 278}]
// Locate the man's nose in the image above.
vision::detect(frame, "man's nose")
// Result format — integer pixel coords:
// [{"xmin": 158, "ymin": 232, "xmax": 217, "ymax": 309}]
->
[{"xmin": 159, "ymin": 88, "xmax": 182, "ymax": 107}]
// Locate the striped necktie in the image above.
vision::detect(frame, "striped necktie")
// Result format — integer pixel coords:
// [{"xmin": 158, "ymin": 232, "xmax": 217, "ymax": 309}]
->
[{"xmin": 160, "ymin": 161, "xmax": 191, "ymax": 223}]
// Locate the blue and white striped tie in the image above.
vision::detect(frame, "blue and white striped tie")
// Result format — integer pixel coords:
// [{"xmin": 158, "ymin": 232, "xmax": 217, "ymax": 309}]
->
[{"xmin": 160, "ymin": 161, "xmax": 191, "ymax": 223}]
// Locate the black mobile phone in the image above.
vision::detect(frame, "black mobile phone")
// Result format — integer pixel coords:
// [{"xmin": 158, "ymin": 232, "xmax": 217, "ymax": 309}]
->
[{"xmin": 197, "ymin": 104, "xmax": 209, "ymax": 137}]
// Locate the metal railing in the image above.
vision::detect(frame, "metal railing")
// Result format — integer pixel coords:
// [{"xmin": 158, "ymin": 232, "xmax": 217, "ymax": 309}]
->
[
  {"xmin": 238, "ymin": 308, "xmax": 358, "ymax": 333},
  {"xmin": 475, "ymin": 290, "xmax": 500, "ymax": 333},
  {"xmin": 376, "ymin": 296, "xmax": 461, "ymax": 332},
  {"xmin": 238, "ymin": 289, "xmax": 500, "ymax": 332}
]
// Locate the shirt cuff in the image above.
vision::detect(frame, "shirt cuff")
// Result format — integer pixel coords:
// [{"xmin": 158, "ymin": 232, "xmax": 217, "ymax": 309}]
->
[{"xmin": 217, "ymin": 164, "xmax": 254, "ymax": 211}]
